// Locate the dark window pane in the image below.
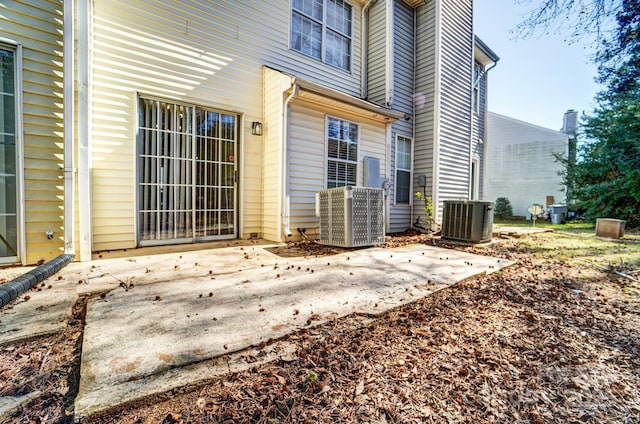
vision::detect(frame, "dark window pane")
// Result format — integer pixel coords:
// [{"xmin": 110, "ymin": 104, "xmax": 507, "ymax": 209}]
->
[{"xmin": 396, "ymin": 170, "xmax": 410, "ymax": 204}]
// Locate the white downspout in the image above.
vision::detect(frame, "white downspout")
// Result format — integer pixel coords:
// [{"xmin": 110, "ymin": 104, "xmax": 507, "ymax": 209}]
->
[
  {"xmin": 63, "ymin": 0, "xmax": 75, "ymax": 256},
  {"xmin": 480, "ymin": 59, "xmax": 498, "ymax": 201},
  {"xmin": 411, "ymin": 7, "xmax": 417, "ymax": 228},
  {"xmin": 385, "ymin": 0, "xmax": 394, "ymax": 107},
  {"xmin": 385, "ymin": 126, "xmax": 391, "ymax": 233},
  {"xmin": 468, "ymin": 42, "xmax": 476, "ymax": 201},
  {"xmin": 431, "ymin": 0, "xmax": 442, "ymax": 223},
  {"xmin": 77, "ymin": 0, "xmax": 92, "ymax": 261},
  {"xmin": 281, "ymin": 83, "xmax": 299, "ymax": 239}
]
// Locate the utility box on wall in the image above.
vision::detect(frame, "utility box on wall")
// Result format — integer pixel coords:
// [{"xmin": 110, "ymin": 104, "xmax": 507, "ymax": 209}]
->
[
  {"xmin": 318, "ymin": 186, "xmax": 385, "ymax": 248},
  {"xmin": 442, "ymin": 200, "xmax": 494, "ymax": 243},
  {"xmin": 363, "ymin": 156, "xmax": 380, "ymax": 188}
]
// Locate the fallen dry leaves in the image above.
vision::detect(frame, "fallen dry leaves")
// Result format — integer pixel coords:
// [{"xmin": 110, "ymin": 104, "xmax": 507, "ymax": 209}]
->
[
  {"xmin": 0, "ymin": 295, "xmax": 87, "ymax": 424},
  {"xmin": 1, "ymin": 233, "xmax": 639, "ymax": 423}
]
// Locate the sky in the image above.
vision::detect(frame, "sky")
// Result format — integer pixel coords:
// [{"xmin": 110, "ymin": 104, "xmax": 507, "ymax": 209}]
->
[{"xmin": 474, "ymin": 0, "xmax": 603, "ymax": 131}]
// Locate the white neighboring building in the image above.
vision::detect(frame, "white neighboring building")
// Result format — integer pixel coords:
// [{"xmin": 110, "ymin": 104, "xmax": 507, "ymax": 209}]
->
[{"xmin": 485, "ymin": 112, "xmax": 569, "ymax": 217}]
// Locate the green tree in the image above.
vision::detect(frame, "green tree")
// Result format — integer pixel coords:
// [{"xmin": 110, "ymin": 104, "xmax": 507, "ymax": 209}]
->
[
  {"xmin": 494, "ymin": 197, "xmax": 514, "ymax": 220},
  {"xmin": 523, "ymin": 0, "xmax": 640, "ymax": 227},
  {"xmin": 595, "ymin": 0, "xmax": 640, "ymax": 96},
  {"xmin": 571, "ymin": 95, "xmax": 640, "ymax": 227}
]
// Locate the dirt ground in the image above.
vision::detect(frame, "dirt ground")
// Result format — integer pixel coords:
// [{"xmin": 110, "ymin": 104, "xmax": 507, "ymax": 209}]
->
[{"xmin": 1, "ymin": 231, "xmax": 639, "ymax": 424}]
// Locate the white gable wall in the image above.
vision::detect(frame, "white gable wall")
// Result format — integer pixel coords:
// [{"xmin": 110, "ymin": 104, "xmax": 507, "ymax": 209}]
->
[
  {"xmin": 287, "ymin": 100, "xmax": 388, "ymax": 239},
  {"xmin": 388, "ymin": 0, "xmax": 416, "ymax": 233},
  {"xmin": 485, "ymin": 112, "xmax": 569, "ymax": 217},
  {"xmin": 90, "ymin": 0, "xmax": 367, "ymax": 250},
  {"xmin": 437, "ymin": 0, "xmax": 474, "ymax": 211},
  {"xmin": 412, "ymin": 0, "xmax": 438, "ymax": 224}
]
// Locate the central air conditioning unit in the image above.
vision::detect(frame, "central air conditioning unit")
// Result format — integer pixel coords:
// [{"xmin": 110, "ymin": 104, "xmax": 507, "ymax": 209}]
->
[
  {"xmin": 441, "ymin": 200, "xmax": 494, "ymax": 243},
  {"xmin": 318, "ymin": 186, "xmax": 385, "ymax": 248}
]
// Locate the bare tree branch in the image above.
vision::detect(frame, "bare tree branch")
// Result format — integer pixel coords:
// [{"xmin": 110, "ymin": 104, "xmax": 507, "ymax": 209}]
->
[{"xmin": 513, "ymin": 0, "xmax": 621, "ymax": 43}]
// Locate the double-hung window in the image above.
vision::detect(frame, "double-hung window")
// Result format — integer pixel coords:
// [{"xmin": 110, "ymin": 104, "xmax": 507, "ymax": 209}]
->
[
  {"xmin": 291, "ymin": 0, "xmax": 352, "ymax": 71},
  {"xmin": 327, "ymin": 117, "xmax": 357, "ymax": 188},
  {"xmin": 395, "ymin": 136, "xmax": 412, "ymax": 204}
]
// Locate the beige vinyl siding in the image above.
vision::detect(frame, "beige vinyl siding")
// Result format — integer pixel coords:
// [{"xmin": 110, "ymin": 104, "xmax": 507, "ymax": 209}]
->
[
  {"xmin": 261, "ymin": 67, "xmax": 289, "ymax": 241},
  {"xmin": 438, "ymin": 0, "xmax": 473, "ymax": 202},
  {"xmin": 367, "ymin": 0, "xmax": 387, "ymax": 105},
  {"xmin": 392, "ymin": 0, "xmax": 415, "ymax": 116},
  {"xmin": 267, "ymin": 1, "xmax": 364, "ymax": 97},
  {"xmin": 91, "ymin": 0, "xmax": 365, "ymax": 250},
  {"xmin": 388, "ymin": 0, "xmax": 415, "ymax": 232},
  {"xmin": 1, "ymin": 0, "xmax": 65, "ymax": 264},
  {"xmin": 287, "ymin": 104, "xmax": 326, "ymax": 238},
  {"xmin": 287, "ymin": 100, "xmax": 387, "ymax": 239},
  {"xmin": 412, "ymin": 1, "xmax": 437, "ymax": 222}
]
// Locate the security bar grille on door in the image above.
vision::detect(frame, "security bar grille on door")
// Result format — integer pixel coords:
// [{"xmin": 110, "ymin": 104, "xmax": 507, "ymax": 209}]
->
[{"xmin": 137, "ymin": 97, "xmax": 237, "ymax": 245}]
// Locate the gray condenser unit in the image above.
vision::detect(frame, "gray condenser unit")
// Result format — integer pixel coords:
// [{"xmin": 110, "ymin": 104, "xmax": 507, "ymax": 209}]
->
[
  {"xmin": 441, "ymin": 200, "xmax": 494, "ymax": 243},
  {"xmin": 318, "ymin": 186, "xmax": 385, "ymax": 248}
]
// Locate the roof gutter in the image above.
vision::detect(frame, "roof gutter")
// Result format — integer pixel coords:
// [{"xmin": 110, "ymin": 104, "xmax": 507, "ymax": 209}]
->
[
  {"xmin": 484, "ymin": 58, "xmax": 499, "ymax": 74},
  {"xmin": 474, "ymin": 35, "xmax": 500, "ymax": 64},
  {"xmin": 295, "ymin": 77, "xmax": 405, "ymax": 121}
]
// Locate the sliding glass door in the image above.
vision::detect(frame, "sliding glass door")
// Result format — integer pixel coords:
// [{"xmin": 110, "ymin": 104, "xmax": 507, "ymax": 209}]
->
[
  {"xmin": 0, "ymin": 47, "xmax": 18, "ymax": 263},
  {"xmin": 137, "ymin": 97, "xmax": 237, "ymax": 245}
]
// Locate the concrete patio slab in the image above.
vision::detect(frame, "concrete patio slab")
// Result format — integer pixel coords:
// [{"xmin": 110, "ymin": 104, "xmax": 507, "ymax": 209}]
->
[
  {"xmin": 73, "ymin": 243, "xmax": 511, "ymax": 418},
  {"xmin": 0, "ymin": 277, "xmax": 76, "ymax": 345},
  {"xmin": 1, "ymin": 239, "xmax": 515, "ymax": 420}
]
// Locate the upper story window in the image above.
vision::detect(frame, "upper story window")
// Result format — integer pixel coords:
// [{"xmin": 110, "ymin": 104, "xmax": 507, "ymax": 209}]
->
[
  {"xmin": 472, "ymin": 61, "xmax": 482, "ymax": 114},
  {"xmin": 395, "ymin": 135, "xmax": 412, "ymax": 204},
  {"xmin": 327, "ymin": 116, "xmax": 358, "ymax": 188},
  {"xmin": 291, "ymin": 0, "xmax": 352, "ymax": 71}
]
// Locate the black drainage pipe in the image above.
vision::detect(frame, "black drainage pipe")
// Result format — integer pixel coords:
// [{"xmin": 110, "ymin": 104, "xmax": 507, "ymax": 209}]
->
[{"xmin": 0, "ymin": 254, "xmax": 74, "ymax": 308}]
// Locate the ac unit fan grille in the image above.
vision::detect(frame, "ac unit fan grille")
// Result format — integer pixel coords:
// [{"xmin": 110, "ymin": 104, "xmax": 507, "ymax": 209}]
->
[
  {"xmin": 442, "ymin": 202, "xmax": 473, "ymax": 240},
  {"xmin": 441, "ymin": 201, "xmax": 494, "ymax": 243}
]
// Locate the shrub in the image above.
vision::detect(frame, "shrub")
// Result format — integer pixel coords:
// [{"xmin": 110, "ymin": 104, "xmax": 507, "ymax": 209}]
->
[
  {"xmin": 494, "ymin": 197, "xmax": 513, "ymax": 219},
  {"xmin": 415, "ymin": 191, "xmax": 433, "ymax": 221}
]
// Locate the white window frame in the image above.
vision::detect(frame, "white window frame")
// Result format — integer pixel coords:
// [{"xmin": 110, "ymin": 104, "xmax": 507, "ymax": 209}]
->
[
  {"xmin": 0, "ymin": 40, "xmax": 24, "ymax": 265},
  {"xmin": 394, "ymin": 135, "xmax": 413, "ymax": 205},
  {"xmin": 136, "ymin": 95, "xmax": 239, "ymax": 246},
  {"xmin": 290, "ymin": 0, "xmax": 353, "ymax": 72},
  {"xmin": 326, "ymin": 115, "xmax": 358, "ymax": 188}
]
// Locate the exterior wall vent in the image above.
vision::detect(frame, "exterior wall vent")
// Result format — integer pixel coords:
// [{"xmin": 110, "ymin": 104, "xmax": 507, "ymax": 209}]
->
[
  {"xmin": 318, "ymin": 186, "xmax": 385, "ymax": 247},
  {"xmin": 441, "ymin": 200, "xmax": 494, "ymax": 243}
]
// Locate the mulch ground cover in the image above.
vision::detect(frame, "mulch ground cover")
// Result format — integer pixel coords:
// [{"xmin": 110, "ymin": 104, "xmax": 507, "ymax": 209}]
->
[{"xmin": 1, "ymin": 232, "xmax": 639, "ymax": 423}]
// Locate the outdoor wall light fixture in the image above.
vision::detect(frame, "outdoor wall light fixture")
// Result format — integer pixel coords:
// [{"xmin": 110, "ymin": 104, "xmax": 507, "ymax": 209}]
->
[{"xmin": 251, "ymin": 121, "xmax": 263, "ymax": 136}]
